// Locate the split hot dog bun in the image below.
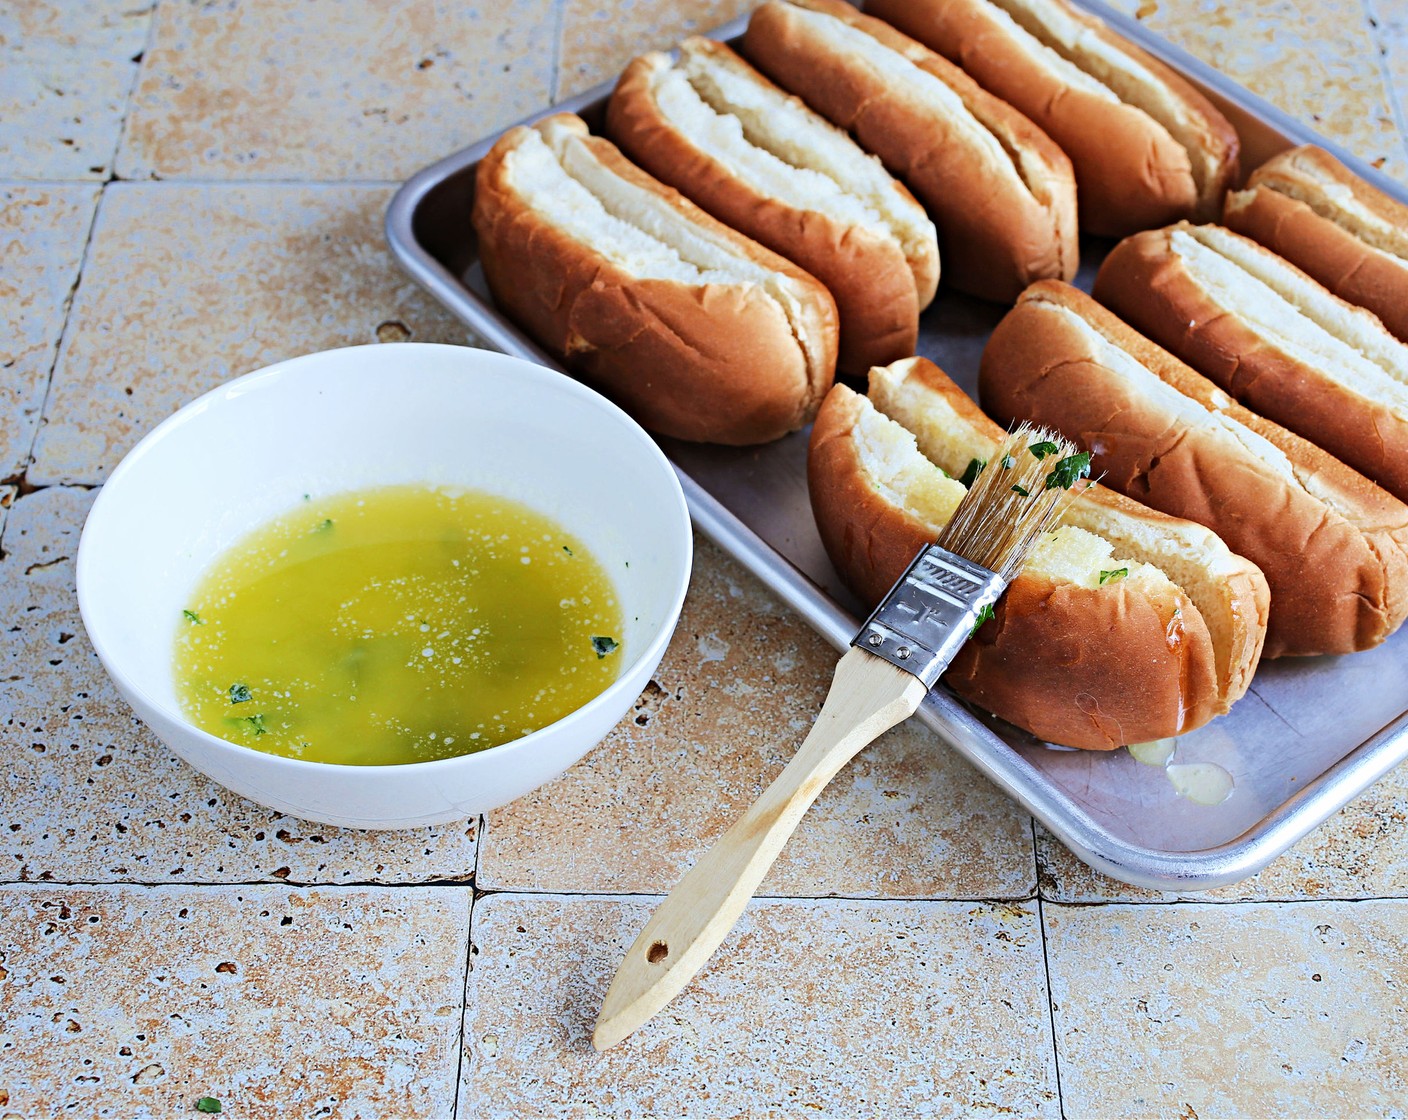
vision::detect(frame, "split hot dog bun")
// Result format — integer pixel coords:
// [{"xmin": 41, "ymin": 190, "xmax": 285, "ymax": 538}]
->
[
  {"xmin": 1093, "ymin": 222, "xmax": 1408, "ymax": 504},
  {"xmin": 471, "ymin": 112, "xmax": 838, "ymax": 445},
  {"xmin": 606, "ymin": 37, "xmax": 939, "ymax": 375},
  {"xmin": 743, "ymin": 0, "xmax": 1077, "ymax": 302},
  {"xmin": 868, "ymin": 0, "xmax": 1239, "ymax": 237},
  {"xmin": 979, "ymin": 281, "xmax": 1408, "ymax": 657},
  {"xmin": 808, "ymin": 357, "xmax": 1269, "ymax": 750},
  {"xmin": 1224, "ymin": 145, "xmax": 1408, "ymax": 343}
]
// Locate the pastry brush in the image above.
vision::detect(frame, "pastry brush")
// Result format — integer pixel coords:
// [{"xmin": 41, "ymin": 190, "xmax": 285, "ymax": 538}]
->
[{"xmin": 593, "ymin": 423, "xmax": 1087, "ymax": 1050}]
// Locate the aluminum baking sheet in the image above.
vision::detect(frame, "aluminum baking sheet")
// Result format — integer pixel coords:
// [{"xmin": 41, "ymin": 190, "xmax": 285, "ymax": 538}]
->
[{"xmin": 385, "ymin": 1, "xmax": 1408, "ymax": 890}]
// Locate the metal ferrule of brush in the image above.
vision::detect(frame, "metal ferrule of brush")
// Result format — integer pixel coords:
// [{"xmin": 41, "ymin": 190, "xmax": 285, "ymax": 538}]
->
[{"xmin": 853, "ymin": 544, "xmax": 1008, "ymax": 689}]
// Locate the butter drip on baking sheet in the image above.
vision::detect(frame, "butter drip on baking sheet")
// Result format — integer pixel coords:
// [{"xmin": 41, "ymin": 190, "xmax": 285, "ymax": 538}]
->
[{"xmin": 173, "ymin": 485, "xmax": 624, "ymax": 766}]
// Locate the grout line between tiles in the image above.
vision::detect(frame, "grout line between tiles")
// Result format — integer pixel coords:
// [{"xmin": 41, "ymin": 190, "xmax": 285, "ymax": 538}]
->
[
  {"xmin": 8, "ymin": 879, "xmax": 1405, "ymax": 906},
  {"xmin": 18, "ymin": 187, "xmax": 108, "ymax": 486},
  {"xmin": 451, "ymin": 869, "xmax": 479, "ymax": 1120},
  {"xmin": 107, "ymin": 0, "xmax": 163, "ymax": 183},
  {"xmin": 1036, "ymin": 897, "xmax": 1067, "ymax": 1120},
  {"xmin": 1362, "ymin": 0, "xmax": 1408, "ymax": 171},
  {"xmin": 549, "ymin": 0, "xmax": 568, "ymax": 104}
]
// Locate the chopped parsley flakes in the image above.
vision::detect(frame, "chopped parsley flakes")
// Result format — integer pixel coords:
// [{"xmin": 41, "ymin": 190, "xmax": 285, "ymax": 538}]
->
[
  {"xmin": 958, "ymin": 458, "xmax": 986, "ymax": 488},
  {"xmin": 228, "ymin": 683, "xmax": 252, "ymax": 704},
  {"xmin": 1027, "ymin": 440, "xmax": 1060, "ymax": 460},
  {"xmin": 970, "ymin": 602, "xmax": 995, "ymax": 637},
  {"xmin": 1098, "ymin": 568, "xmax": 1128, "ymax": 585},
  {"xmin": 183, "ymin": 610, "xmax": 204, "ymax": 625},
  {"xmin": 1044, "ymin": 451, "xmax": 1092, "ymax": 491},
  {"xmin": 590, "ymin": 636, "xmax": 619, "ymax": 659},
  {"xmin": 196, "ymin": 1099, "xmax": 222, "ymax": 1114}
]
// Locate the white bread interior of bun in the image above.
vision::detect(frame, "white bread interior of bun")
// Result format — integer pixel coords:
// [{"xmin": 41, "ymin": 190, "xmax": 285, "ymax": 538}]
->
[
  {"xmin": 983, "ymin": 0, "xmax": 1224, "ymax": 201},
  {"xmin": 649, "ymin": 40, "xmax": 938, "ymax": 294},
  {"xmin": 851, "ymin": 389, "xmax": 1175, "ymax": 593},
  {"xmin": 505, "ymin": 117, "xmax": 829, "ymax": 374},
  {"xmin": 785, "ymin": 5, "xmax": 1048, "ymax": 206},
  {"xmin": 868, "ymin": 357, "xmax": 1256, "ymax": 686},
  {"xmin": 1168, "ymin": 224, "xmax": 1408, "ymax": 413},
  {"xmin": 1255, "ymin": 150, "xmax": 1408, "ymax": 260}
]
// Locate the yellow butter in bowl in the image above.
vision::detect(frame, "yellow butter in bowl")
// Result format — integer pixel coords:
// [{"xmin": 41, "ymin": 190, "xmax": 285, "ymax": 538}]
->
[{"xmin": 173, "ymin": 484, "xmax": 625, "ymax": 766}]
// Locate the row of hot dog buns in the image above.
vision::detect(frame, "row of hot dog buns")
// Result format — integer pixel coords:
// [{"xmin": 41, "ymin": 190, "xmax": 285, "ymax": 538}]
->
[
  {"xmin": 471, "ymin": 0, "xmax": 1253, "ymax": 444},
  {"xmin": 812, "ymin": 275, "xmax": 1408, "ymax": 747}
]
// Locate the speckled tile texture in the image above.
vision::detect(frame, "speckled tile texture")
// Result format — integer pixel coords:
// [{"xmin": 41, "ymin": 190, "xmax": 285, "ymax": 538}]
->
[
  {"xmin": 29, "ymin": 183, "xmax": 470, "ymax": 486},
  {"xmin": 0, "ymin": 884, "xmax": 471, "ymax": 1118},
  {"xmin": 118, "ymin": 0, "xmax": 556, "ymax": 180},
  {"xmin": 1107, "ymin": 0, "xmax": 1408, "ymax": 180},
  {"xmin": 0, "ymin": 184, "xmax": 100, "ymax": 481},
  {"xmin": 0, "ymin": 1, "xmax": 153, "ymax": 180},
  {"xmin": 5, "ymin": 0, "xmax": 1408, "ymax": 1116},
  {"xmin": 480, "ymin": 537, "xmax": 1036, "ymax": 899},
  {"xmin": 556, "ymin": 0, "xmax": 757, "ymax": 98},
  {"xmin": 1370, "ymin": 0, "xmax": 1408, "ymax": 150},
  {"xmin": 1045, "ymin": 899, "xmax": 1408, "ymax": 1117},
  {"xmin": 1, "ymin": 487, "xmax": 479, "ymax": 885},
  {"xmin": 462, "ymin": 894, "xmax": 1059, "ymax": 1117}
]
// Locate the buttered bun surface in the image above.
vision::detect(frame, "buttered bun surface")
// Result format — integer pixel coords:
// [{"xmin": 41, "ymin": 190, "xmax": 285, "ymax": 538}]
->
[{"xmin": 808, "ymin": 357, "xmax": 1269, "ymax": 749}]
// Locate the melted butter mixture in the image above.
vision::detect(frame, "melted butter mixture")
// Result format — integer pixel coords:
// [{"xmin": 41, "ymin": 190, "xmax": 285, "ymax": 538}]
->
[{"xmin": 173, "ymin": 486, "xmax": 625, "ymax": 765}]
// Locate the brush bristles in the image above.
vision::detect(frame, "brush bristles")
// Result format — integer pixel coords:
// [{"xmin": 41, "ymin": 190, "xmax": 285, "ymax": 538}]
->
[{"xmin": 935, "ymin": 423, "xmax": 1086, "ymax": 581}]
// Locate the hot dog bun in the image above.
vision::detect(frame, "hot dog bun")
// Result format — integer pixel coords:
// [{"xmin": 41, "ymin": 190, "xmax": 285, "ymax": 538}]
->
[
  {"xmin": 471, "ymin": 112, "xmax": 838, "ymax": 445},
  {"xmin": 606, "ymin": 38, "xmax": 939, "ymax": 375},
  {"xmin": 1093, "ymin": 221, "xmax": 1408, "ymax": 504},
  {"xmin": 868, "ymin": 0, "xmax": 1240, "ymax": 237},
  {"xmin": 979, "ymin": 281, "xmax": 1408, "ymax": 657},
  {"xmin": 1224, "ymin": 145, "xmax": 1408, "ymax": 344},
  {"xmin": 808, "ymin": 358, "xmax": 1269, "ymax": 749},
  {"xmin": 743, "ymin": 0, "xmax": 1077, "ymax": 302}
]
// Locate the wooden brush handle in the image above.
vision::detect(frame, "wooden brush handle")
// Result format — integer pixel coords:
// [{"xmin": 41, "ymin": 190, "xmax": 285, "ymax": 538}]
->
[{"xmin": 592, "ymin": 646, "xmax": 928, "ymax": 1050}]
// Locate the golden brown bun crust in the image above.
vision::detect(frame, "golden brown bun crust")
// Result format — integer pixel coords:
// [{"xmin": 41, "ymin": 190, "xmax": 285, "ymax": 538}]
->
[
  {"xmin": 471, "ymin": 114, "xmax": 838, "ymax": 446},
  {"xmin": 743, "ymin": 0, "xmax": 1077, "ymax": 302},
  {"xmin": 605, "ymin": 45, "xmax": 922, "ymax": 375},
  {"xmin": 1093, "ymin": 223, "xmax": 1408, "ymax": 504},
  {"xmin": 979, "ymin": 281, "xmax": 1408, "ymax": 657},
  {"xmin": 808, "ymin": 383, "xmax": 1220, "ymax": 749},
  {"xmin": 1225, "ymin": 182, "xmax": 1408, "ymax": 345},
  {"xmin": 868, "ymin": 0, "xmax": 1239, "ymax": 237},
  {"xmin": 878, "ymin": 355, "xmax": 1268, "ymax": 712}
]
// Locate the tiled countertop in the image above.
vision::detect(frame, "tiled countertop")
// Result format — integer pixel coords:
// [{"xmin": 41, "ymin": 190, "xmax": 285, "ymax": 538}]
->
[{"xmin": 3, "ymin": 1, "xmax": 1407, "ymax": 1116}]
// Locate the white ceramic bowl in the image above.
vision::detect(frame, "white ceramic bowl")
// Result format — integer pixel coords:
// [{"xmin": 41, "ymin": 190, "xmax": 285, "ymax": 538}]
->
[{"xmin": 77, "ymin": 344, "xmax": 692, "ymax": 829}]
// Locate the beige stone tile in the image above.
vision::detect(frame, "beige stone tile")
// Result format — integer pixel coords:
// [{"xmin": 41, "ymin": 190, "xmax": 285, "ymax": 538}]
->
[
  {"xmin": 1037, "ymin": 763, "xmax": 1408, "ymax": 903},
  {"xmin": 1045, "ymin": 899, "xmax": 1408, "ymax": 1117},
  {"xmin": 0, "ymin": 883, "xmax": 469, "ymax": 1117},
  {"xmin": 30, "ymin": 183, "xmax": 471, "ymax": 486},
  {"xmin": 1371, "ymin": 0, "xmax": 1408, "ymax": 159},
  {"xmin": 1105, "ymin": 0, "xmax": 1408, "ymax": 182},
  {"xmin": 557, "ymin": 0, "xmax": 756, "ymax": 99},
  {"xmin": 1, "ymin": 486, "xmax": 479, "ymax": 884},
  {"xmin": 479, "ymin": 535, "xmax": 1037, "ymax": 900},
  {"xmin": 0, "ymin": 1, "xmax": 152, "ymax": 180},
  {"xmin": 461, "ymin": 893, "xmax": 1058, "ymax": 1116},
  {"xmin": 0, "ymin": 184, "xmax": 100, "ymax": 481},
  {"xmin": 117, "ymin": 0, "xmax": 554, "ymax": 180}
]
